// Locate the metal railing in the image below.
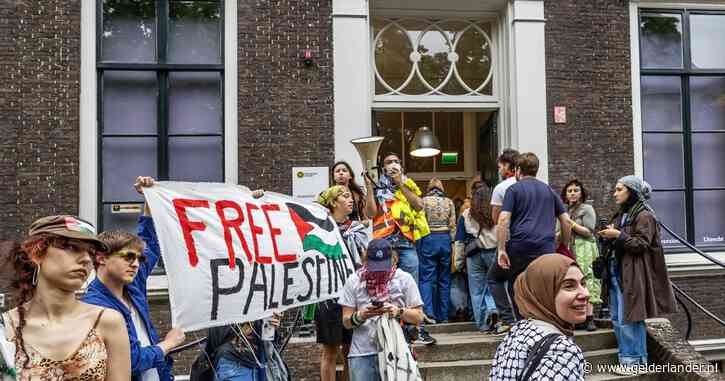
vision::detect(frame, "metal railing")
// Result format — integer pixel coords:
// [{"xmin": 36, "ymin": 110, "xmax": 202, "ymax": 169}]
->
[{"xmin": 658, "ymin": 222, "xmax": 725, "ymax": 340}]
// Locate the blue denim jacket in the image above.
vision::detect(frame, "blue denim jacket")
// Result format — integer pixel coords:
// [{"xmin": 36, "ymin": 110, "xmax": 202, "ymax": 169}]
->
[{"xmin": 83, "ymin": 216, "xmax": 174, "ymax": 381}]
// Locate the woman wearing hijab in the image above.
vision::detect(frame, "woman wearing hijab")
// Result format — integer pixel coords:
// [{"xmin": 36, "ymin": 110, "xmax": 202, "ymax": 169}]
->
[
  {"xmin": 598, "ymin": 176, "xmax": 675, "ymax": 375},
  {"xmin": 490, "ymin": 255, "xmax": 589, "ymax": 381},
  {"xmin": 315, "ymin": 185, "xmax": 369, "ymax": 381}
]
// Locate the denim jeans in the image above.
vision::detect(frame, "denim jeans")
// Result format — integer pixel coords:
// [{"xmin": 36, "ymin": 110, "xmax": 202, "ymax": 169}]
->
[
  {"xmin": 349, "ymin": 355, "xmax": 380, "ymax": 381},
  {"xmin": 215, "ymin": 357, "xmax": 262, "ymax": 381},
  {"xmin": 387, "ymin": 235, "xmax": 419, "ymax": 282},
  {"xmin": 609, "ymin": 258, "xmax": 648, "ymax": 365},
  {"xmin": 466, "ymin": 248, "xmax": 498, "ymax": 331},
  {"xmin": 418, "ymin": 232, "xmax": 452, "ymax": 321},
  {"xmin": 487, "ymin": 263, "xmax": 515, "ymax": 324}
]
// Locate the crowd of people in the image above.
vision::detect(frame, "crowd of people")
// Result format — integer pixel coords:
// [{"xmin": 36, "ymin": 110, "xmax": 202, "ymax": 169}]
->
[{"xmin": 0, "ymin": 148, "xmax": 677, "ymax": 380}]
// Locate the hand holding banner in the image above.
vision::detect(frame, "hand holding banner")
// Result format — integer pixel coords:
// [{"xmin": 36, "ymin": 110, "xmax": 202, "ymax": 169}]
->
[{"xmin": 143, "ymin": 182, "xmax": 357, "ymax": 331}]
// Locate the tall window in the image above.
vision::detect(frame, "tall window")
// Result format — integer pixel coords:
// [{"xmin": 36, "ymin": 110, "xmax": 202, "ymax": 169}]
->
[
  {"xmin": 639, "ymin": 10, "xmax": 725, "ymax": 250},
  {"xmin": 97, "ymin": 0, "xmax": 224, "ymax": 233}
]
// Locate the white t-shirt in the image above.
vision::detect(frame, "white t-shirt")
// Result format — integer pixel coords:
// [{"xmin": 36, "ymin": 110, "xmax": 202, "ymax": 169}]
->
[
  {"xmin": 338, "ymin": 269, "xmax": 423, "ymax": 357},
  {"xmin": 491, "ymin": 177, "xmax": 517, "ymax": 206},
  {"xmin": 130, "ymin": 305, "xmax": 161, "ymax": 381}
]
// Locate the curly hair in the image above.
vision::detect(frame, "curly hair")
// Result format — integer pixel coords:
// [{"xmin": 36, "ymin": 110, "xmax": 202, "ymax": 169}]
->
[
  {"xmin": 470, "ymin": 185, "xmax": 495, "ymax": 230},
  {"xmin": 0, "ymin": 233, "xmax": 63, "ymax": 369},
  {"xmin": 560, "ymin": 179, "xmax": 589, "ymax": 206},
  {"xmin": 330, "ymin": 161, "xmax": 367, "ymax": 220}
]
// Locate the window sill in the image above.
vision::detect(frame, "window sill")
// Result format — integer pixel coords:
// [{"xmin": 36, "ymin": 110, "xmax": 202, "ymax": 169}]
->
[{"xmin": 665, "ymin": 251, "xmax": 725, "ymax": 278}]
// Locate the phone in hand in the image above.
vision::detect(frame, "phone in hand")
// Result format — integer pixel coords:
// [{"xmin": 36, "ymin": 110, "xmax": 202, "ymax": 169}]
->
[{"xmin": 371, "ymin": 300, "xmax": 384, "ymax": 309}]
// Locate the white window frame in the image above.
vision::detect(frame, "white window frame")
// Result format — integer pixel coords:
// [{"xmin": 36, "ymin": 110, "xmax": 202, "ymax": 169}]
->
[
  {"xmin": 79, "ymin": 0, "xmax": 238, "ymax": 290},
  {"xmin": 630, "ymin": 0, "xmax": 725, "ymax": 274}
]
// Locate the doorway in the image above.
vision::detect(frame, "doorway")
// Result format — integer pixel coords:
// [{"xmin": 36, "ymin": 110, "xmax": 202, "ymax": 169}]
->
[{"xmin": 372, "ymin": 110, "xmax": 498, "ymax": 214}]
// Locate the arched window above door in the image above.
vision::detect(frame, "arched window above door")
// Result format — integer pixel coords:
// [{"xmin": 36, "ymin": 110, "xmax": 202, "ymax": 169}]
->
[{"xmin": 372, "ymin": 18, "xmax": 495, "ymax": 97}]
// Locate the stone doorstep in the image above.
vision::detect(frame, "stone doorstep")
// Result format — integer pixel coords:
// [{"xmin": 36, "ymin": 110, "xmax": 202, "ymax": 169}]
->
[
  {"xmin": 335, "ymin": 348, "xmax": 648, "ymax": 380},
  {"xmin": 411, "ymin": 328, "xmax": 618, "ymax": 363}
]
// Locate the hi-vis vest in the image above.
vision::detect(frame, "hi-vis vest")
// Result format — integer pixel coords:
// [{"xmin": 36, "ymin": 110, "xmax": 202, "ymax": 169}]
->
[{"xmin": 372, "ymin": 180, "xmax": 430, "ymax": 242}]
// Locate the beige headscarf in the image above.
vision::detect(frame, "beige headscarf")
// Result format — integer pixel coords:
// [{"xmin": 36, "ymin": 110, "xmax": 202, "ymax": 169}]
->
[
  {"xmin": 514, "ymin": 254, "xmax": 581, "ymax": 336},
  {"xmin": 317, "ymin": 185, "xmax": 346, "ymax": 208}
]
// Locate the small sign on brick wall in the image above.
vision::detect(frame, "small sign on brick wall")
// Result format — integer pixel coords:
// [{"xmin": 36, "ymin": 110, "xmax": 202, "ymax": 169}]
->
[{"xmin": 554, "ymin": 106, "xmax": 567, "ymax": 124}]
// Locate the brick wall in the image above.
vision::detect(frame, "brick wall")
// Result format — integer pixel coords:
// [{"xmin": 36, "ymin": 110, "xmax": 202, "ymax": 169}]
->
[
  {"xmin": 667, "ymin": 274, "xmax": 725, "ymax": 341},
  {"xmin": 236, "ymin": 0, "xmax": 335, "ymax": 193},
  {"xmin": 0, "ymin": 0, "xmax": 82, "ymax": 241},
  {"xmin": 544, "ymin": 0, "xmax": 633, "ymax": 214}
]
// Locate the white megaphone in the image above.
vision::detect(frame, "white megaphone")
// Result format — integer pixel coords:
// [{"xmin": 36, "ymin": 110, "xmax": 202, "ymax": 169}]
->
[{"xmin": 350, "ymin": 136, "xmax": 384, "ymax": 187}]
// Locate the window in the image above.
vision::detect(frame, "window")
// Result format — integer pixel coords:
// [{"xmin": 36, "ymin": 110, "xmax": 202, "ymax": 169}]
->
[
  {"xmin": 372, "ymin": 18, "xmax": 494, "ymax": 97},
  {"xmin": 97, "ymin": 0, "xmax": 224, "ymax": 235},
  {"xmin": 639, "ymin": 10, "xmax": 725, "ymax": 249}
]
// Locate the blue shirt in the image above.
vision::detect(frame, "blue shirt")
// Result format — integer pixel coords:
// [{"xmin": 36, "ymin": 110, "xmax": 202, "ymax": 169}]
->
[
  {"xmin": 83, "ymin": 216, "xmax": 174, "ymax": 381},
  {"xmin": 501, "ymin": 177, "xmax": 566, "ymax": 256}
]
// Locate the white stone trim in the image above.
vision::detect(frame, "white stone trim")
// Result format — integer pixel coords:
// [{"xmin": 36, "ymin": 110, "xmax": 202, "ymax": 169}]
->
[
  {"xmin": 79, "ymin": 0, "xmax": 97, "ymax": 224},
  {"xmin": 635, "ymin": 0, "xmax": 725, "ymax": 10},
  {"xmin": 509, "ymin": 0, "xmax": 549, "ymax": 182},
  {"xmin": 78, "ymin": 0, "xmax": 238, "ymax": 226},
  {"xmin": 224, "ymin": 0, "xmax": 238, "ymax": 185},
  {"xmin": 630, "ymin": 2, "xmax": 644, "ymax": 178}
]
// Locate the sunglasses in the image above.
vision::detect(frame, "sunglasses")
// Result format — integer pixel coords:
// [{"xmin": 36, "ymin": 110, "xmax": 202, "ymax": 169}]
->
[{"xmin": 111, "ymin": 250, "xmax": 147, "ymax": 264}]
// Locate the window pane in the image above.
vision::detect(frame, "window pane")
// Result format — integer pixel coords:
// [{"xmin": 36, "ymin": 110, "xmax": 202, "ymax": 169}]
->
[
  {"xmin": 103, "ymin": 71, "xmax": 158, "ymax": 135},
  {"xmin": 169, "ymin": 137, "xmax": 223, "ymax": 182},
  {"xmin": 168, "ymin": 1, "xmax": 222, "ymax": 64},
  {"xmin": 639, "ymin": 13, "xmax": 683, "ymax": 69},
  {"xmin": 641, "ymin": 76, "xmax": 681, "ymax": 132},
  {"xmin": 102, "ymin": 203, "xmax": 142, "ymax": 232},
  {"xmin": 643, "ymin": 133, "xmax": 684, "ymax": 188},
  {"xmin": 690, "ymin": 77, "xmax": 725, "ymax": 131},
  {"xmin": 648, "ymin": 191, "xmax": 686, "ymax": 248},
  {"xmin": 692, "ymin": 133, "xmax": 725, "ymax": 188},
  {"xmin": 102, "ymin": 137, "xmax": 158, "ymax": 202},
  {"xmin": 404, "ymin": 112, "xmax": 434, "ymax": 173},
  {"xmin": 101, "ymin": 0, "xmax": 156, "ymax": 62},
  {"xmin": 435, "ymin": 112, "xmax": 464, "ymax": 172},
  {"xmin": 690, "ymin": 14, "xmax": 725, "ymax": 69},
  {"xmin": 374, "ymin": 20, "xmax": 414, "ymax": 94},
  {"xmin": 169, "ymin": 72, "xmax": 222, "ymax": 134},
  {"xmin": 374, "ymin": 112, "xmax": 404, "ymax": 172},
  {"xmin": 694, "ymin": 190, "xmax": 725, "ymax": 246}
]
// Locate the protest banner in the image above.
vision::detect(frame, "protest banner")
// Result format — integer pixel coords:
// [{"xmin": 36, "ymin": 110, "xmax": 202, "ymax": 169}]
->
[{"xmin": 143, "ymin": 182, "xmax": 357, "ymax": 331}]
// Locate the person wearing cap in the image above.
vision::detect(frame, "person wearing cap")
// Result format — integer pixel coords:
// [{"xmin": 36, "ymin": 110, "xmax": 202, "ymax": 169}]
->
[
  {"xmin": 598, "ymin": 176, "xmax": 675, "ymax": 375},
  {"xmin": 339, "ymin": 239, "xmax": 424, "ymax": 381},
  {"xmin": 82, "ymin": 176, "xmax": 184, "ymax": 381},
  {"xmin": 0, "ymin": 216, "xmax": 131, "ymax": 380}
]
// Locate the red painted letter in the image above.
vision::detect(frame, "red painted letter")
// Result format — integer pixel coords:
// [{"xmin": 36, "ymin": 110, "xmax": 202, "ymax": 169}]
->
[
  {"xmin": 246, "ymin": 202, "xmax": 271, "ymax": 264},
  {"xmin": 262, "ymin": 203, "xmax": 297, "ymax": 263},
  {"xmin": 215, "ymin": 200, "xmax": 254, "ymax": 268},
  {"xmin": 173, "ymin": 198, "xmax": 209, "ymax": 267}
]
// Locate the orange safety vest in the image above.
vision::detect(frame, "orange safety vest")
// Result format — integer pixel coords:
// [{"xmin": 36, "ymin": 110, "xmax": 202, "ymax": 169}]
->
[{"xmin": 372, "ymin": 199, "xmax": 415, "ymax": 241}]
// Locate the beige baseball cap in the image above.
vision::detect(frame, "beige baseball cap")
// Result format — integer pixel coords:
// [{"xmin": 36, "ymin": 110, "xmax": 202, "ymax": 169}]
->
[{"xmin": 28, "ymin": 215, "xmax": 109, "ymax": 253}]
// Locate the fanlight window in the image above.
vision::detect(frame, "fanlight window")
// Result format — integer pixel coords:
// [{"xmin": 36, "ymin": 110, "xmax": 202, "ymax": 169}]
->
[{"xmin": 373, "ymin": 18, "xmax": 494, "ymax": 96}]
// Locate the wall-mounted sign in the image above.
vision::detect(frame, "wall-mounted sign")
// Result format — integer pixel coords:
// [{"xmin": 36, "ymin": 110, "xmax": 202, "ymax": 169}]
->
[
  {"xmin": 112, "ymin": 203, "xmax": 143, "ymax": 214},
  {"xmin": 292, "ymin": 167, "xmax": 329, "ymax": 204},
  {"xmin": 554, "ymin": 106, "xmax": 567, "ymax": 124},
  {"xmin": 441, "ymin": 152, "xmax": 458, "ymax": 165}
]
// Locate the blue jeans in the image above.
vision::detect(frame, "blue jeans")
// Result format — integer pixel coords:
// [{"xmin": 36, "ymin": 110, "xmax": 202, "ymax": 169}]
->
[
  {"xmin": 609, "ymin": 258, "xmax": 648, "ymax": 365},
  {"xmin": 349, "ymin": 355, "xmax": 380, "ymax": 381},
  {"xmin": 388, "ymin": 235, "xmax": 419, "ymax": 282},
  {"xmin": 467, "ymin": 248, "xmax": 498, "ymax": 331},
  {"xmin": 215, "ymin": 357, "xmax": 262, "ymax": 381},
  {"xmin": 418, "ymin": 232, "xmax": 452, "ymax": 321}
]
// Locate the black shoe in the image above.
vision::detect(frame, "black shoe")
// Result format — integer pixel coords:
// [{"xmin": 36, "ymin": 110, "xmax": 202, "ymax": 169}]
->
[
  {"xmin": 586, "ymin": 316, "xmax": 597, "ymax": 331},
  {"xmin": 417, "ymin": 330, "xmax": 437, "ymax": 345}
]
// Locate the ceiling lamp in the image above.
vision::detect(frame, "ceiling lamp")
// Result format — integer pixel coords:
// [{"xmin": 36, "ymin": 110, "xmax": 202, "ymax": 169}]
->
[{"xmin": 410, "ymin": 126, "xmax": 441, "ymax": 158}]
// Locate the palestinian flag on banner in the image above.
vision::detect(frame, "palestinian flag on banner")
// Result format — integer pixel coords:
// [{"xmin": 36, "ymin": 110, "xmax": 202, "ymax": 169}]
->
[{"xmin": 286, "ymin": 203, "xmax": 344, "ymax": 259}]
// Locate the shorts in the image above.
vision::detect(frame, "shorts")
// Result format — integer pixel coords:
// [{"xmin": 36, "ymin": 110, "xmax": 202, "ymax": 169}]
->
[{"xmin": 314, "ymin": 299, "xmax": 353, "ymax": 345}]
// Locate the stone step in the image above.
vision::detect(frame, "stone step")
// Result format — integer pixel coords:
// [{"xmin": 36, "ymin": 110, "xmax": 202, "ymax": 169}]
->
[
  {"xmin": 424, "ymin": 321, "xmax": 478, "ymax": 335},
  {"xmin": 412, "ymin": 328, "xmax": 617, "ymax": 363},
  {"xmin": 338, "ymin": 349, "xmax": 623, "ymax": 380}
]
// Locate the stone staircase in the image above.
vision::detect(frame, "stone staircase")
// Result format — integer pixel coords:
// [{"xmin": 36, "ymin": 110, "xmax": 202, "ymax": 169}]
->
[{"xmin": 339, "ymin": 321, "xmax": 662, "ymax": 380}]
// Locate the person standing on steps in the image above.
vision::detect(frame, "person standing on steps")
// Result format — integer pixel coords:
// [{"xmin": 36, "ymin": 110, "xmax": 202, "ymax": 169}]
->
[{"xmin": 363, "ymin": 152, "xmax": 435, "ymax": 345}]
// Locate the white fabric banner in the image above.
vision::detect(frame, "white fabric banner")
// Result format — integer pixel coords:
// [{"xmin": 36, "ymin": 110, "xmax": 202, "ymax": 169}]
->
[{"xmin": 144, "ymin": 182, "xmax": 356, "ymax": 331}]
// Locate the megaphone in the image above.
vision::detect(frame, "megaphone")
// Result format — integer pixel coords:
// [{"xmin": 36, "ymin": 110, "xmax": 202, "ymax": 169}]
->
[{"xmin": 350, "ymin": 136, "xmax": 384, "ymax": 187}]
